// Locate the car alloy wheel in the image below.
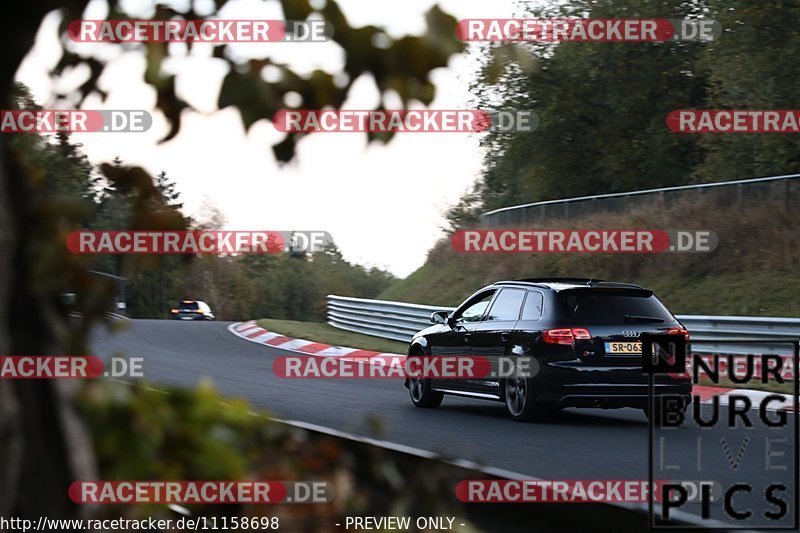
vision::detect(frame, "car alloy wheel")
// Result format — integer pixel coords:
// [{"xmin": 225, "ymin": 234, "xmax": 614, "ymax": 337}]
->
[
  {"xmin": 504, "ymin": 376, "xmax": 552, "ymax": 421},
  {"xmin": 410, "ymin": 376, "xmax": 425, "ymax": 402},
  {"xmin": 407, "ymin": 356, "xmax": 443, "ymax": 408},
  {"xmin": 505, "ymin": 376, "xmax": 528, "ymax": 417}
]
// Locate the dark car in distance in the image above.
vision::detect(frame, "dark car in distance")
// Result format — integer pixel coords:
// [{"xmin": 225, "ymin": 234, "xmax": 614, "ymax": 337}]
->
[{"xmin": 404, "ymin": 278, "xmax": 692, "ymax": 422}]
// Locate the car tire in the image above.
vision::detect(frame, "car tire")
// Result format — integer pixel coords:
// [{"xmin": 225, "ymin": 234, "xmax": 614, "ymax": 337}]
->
[
  {"xmin": 407, "ymin": 356, "xmax": 443, "ymax": 408},
  {"xmin": 504, "ymin": 377, "xmax": 552, "ymax": 422}
]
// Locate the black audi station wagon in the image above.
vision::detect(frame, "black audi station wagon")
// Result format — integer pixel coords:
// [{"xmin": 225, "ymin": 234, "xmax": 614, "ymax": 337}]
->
[{"xmin": 404, "ymin": 278, "xmax": 692, "ymax": 421}]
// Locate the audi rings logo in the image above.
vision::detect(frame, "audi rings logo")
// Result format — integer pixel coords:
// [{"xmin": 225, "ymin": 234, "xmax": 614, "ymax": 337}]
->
[{"xmin": 622, "ymin": 330, "xmax": 641, "ymax": 337}]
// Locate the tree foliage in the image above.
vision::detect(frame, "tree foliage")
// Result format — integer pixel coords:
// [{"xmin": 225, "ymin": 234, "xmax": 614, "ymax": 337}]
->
[
  {"xmin": 50, "ymin": 0, "xmax": 463, "ymax": 161},
  {"xmin": 10, "ymin": 83, "xmax": 394, "ymax": 320},
  {"xmin": 0, "ymin": 0, "xmax": 460, "ymax": 521},
  {"xmin": 464, "ymin": 0, "xmax": 800, "ymax": 216}
]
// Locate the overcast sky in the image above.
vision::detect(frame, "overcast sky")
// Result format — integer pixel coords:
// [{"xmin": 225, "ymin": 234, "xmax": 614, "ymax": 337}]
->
[{"xmin": 16, "ymin": 0, "xmax": 518, "ymax": 277}]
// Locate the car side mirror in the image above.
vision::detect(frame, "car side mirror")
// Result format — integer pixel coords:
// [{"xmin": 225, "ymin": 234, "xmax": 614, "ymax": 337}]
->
[{"xmin": 430, "ymin": 311, "xmax": 449, "ymax": 324}]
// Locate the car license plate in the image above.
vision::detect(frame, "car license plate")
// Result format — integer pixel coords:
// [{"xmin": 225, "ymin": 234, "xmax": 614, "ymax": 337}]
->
[{"xmin": 604, "ymin": 341, "xmax": 642, "ymax": 354}]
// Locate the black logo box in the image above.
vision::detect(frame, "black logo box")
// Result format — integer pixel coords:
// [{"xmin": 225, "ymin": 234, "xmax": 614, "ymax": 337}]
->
[{"xmin": 646, "ymin": 338, "xmax": 799, "ymax": 530}]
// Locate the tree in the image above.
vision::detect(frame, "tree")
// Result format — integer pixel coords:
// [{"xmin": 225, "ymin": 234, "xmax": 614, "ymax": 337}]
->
[
  {"xmin": 0, "ymin": 2, "xmax": 461, "ymax": 520},
  {"xmin": 460, "ymin": 0, "xmax": 800, "ymax": 221},
  {"xmin": 695, "ymin": 0, "xmax": 800, "ymax": 181},
  {"xmin": 470, "ymin": 0, "xmax": 708, "ymax": 212}
]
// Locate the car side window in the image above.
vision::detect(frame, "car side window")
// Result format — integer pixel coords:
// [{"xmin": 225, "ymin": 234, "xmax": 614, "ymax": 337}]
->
[
  {"xmin": 484, "ymin": 289, "xmax": 526, "ymax": 322},
  {"xmin": 521, "ymin": 291, "xmax": 544, "ymax": 320},
  {"xmin": 454, "ymin": 291, "xmax": 495, "ymax": 324}
]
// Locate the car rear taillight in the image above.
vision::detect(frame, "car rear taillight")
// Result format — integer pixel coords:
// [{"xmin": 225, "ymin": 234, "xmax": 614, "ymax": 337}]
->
[
  {"xmin": 665, "ymin": 326, "xmax": 691, "ymax": 379},
  {"xmin": 666, "ymin": 326, "xmax": 690, "ymax": 340},
  {"xmin": 543, "ymin": 328, "xmax": 592, "ymax": 345},
  {"xmin": 171, "ymin": 308, "xmax": 178, "ymax": 314}
]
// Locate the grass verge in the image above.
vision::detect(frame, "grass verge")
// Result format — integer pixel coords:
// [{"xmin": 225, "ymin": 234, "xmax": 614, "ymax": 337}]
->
[
  {"xmin": 255, "ymin": 318, "xmax": 409, "ymax": 354},
  {"xmin": 379, "ymin": 198, "xmax": 800, "ymax": 317}
]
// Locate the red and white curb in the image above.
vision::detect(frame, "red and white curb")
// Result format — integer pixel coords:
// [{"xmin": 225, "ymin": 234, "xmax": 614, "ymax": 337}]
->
[
  {"xmin": 229, "ymin": 321, "xmax": 795, "ymax": 410},
  {"xmin": 228, "ymin": 321, "xmax": 405, "ymax": 367}
]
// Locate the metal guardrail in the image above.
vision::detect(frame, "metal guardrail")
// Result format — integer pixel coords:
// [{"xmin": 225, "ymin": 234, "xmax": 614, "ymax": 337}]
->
[
  {"xmin": 480, "ymin": 173, "xmax": 799, "ymax": 226},
  {"xmin": 327, "ymin": 295, "xmax": 452, "ymax": 343},
  {"xmin": 678, "ymin": 316, "xmax": 800, "ymax": 356},
  {"xmin": 327, "ymin": 295, "xmax": 800, "ymax": 356}
]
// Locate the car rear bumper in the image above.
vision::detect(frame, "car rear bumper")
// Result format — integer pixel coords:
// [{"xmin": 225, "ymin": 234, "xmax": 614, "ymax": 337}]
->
[
  {"xmin": 545, "ymin": 386, "xmax": 693, "ymax": 409},
  {"xmin": 534, "ymin": 360, "xmax": 692, "ymax": 409},
  {"xmin": 174, "ymin": 313, "xmax": 208, "ymax": 320}
]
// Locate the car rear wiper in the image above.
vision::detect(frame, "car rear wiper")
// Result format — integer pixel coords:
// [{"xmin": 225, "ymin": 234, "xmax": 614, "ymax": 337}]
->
[{"xmin": 624, "ymin": 314, "xmax": 665, "ymax": 323}]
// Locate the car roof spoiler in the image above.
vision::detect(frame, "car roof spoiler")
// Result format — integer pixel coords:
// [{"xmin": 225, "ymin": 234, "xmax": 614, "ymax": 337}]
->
[
  {"xmin": 496, "ymin": 278, "xmax": 647, "ymax": 291},
  {"xmin": 512, "ymin": 277, "xmax": 603, "ymax": 284}
]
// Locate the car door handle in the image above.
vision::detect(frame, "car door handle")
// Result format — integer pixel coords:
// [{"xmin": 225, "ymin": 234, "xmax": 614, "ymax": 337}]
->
[
  {"xmin": 464, "ymin": 333, "xmax": 471, "ymax": 342},
  {"xmin": 500, "ymin": 333, "xmax": 510, "ymax": 342}
]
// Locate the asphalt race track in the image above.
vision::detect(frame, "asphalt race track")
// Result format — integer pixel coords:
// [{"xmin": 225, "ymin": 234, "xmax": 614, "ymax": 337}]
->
[{"xmin": 90, "ymin": 319, "xmax": 798, "ymax": 527}]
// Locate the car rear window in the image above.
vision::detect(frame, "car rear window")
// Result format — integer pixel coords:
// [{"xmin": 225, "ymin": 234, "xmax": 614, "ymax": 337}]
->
[
  {"xmin": 178, "ymin": 301, "xmax": 199, "ymax": 310},
  {"xmin": 521, "ymin": 291, "xmax": 544, "ymax": 320},
  {"xmin": 557, "ymin": 289, "xmax": 675, "ymax": 325}
]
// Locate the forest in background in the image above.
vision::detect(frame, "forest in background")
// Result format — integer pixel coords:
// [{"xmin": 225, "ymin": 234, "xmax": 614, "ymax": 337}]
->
[
  {"xmin": 445, "ymin": 0, "xmax": 800, "ymax": 229},
  {"xmin": 11, "ymin": 82, "xmax": 394, "ymax": 321}
]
